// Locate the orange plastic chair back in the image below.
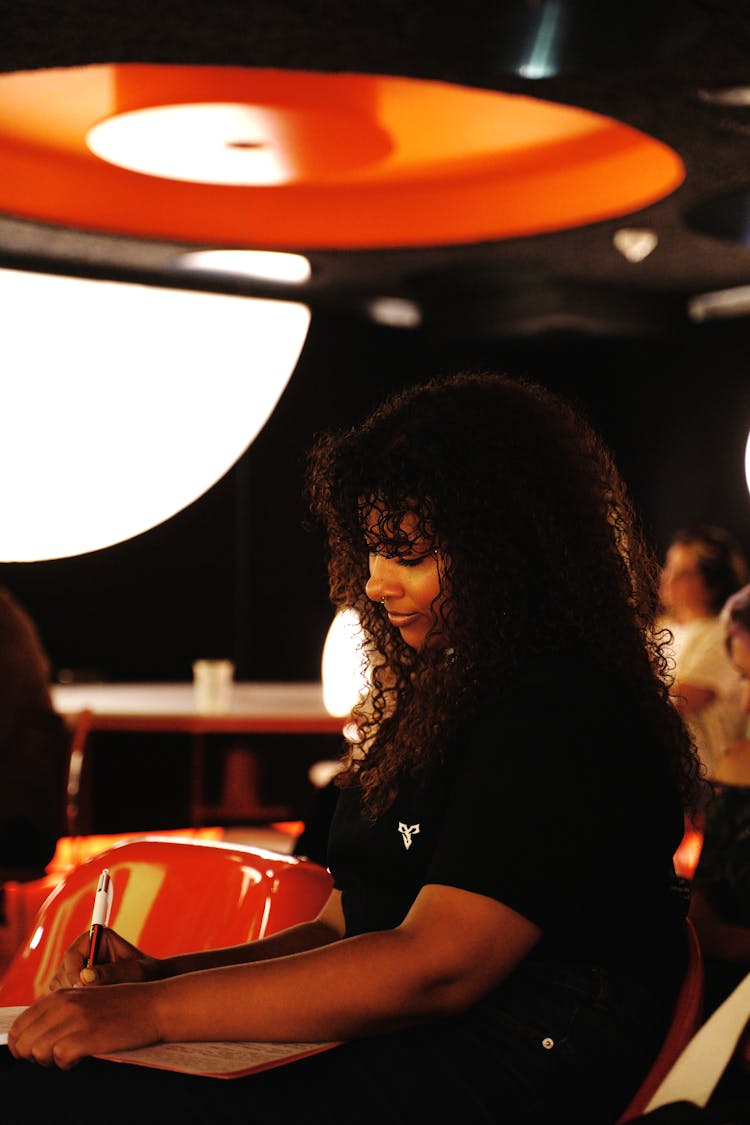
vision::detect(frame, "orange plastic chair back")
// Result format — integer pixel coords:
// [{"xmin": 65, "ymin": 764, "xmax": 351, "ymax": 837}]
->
[
  {"xmin": 0, "ymin": 835, "xmax": 332, "ymax": 1004},
  {"xmin": 616, "ymin": 918, "xmax": 704, "ymax": 1122}
]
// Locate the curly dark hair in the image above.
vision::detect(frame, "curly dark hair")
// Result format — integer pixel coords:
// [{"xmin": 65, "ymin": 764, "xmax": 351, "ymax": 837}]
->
[{"xmin": 306, "ymin": 370, "xmax": 701, "ymax": 820}]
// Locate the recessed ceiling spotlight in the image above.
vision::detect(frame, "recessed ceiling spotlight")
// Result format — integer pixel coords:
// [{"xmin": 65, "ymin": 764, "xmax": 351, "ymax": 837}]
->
[
  {"xmin": 687, "ymin": 284, "xmax": 750, "ymax": 322},
  {"xmin": 177, "ymin": 250, "xmax": 312, "ymax": 284},
  {"xmin": 612, "ymin": 228, "xmax": 658, "ymax": 262},
  {"xmin": 366, "ymin": 297, "xmax": 422, "ymax": 328},
  {"xmin": 696, "ymin": 86, "xmax": 750, "ymax": 106}
]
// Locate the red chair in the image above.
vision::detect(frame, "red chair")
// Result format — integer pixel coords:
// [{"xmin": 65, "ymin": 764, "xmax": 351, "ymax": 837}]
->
[
  {"xmin": 616, "ymin": 917, "xmax": 704, "ymax": 1123},
  {"xmin": 0, "ymin": 834, "xmax": 333, "ymax": 1004}
]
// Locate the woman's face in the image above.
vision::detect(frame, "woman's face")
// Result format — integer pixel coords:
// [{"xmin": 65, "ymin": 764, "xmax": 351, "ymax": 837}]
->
[
  {"xmin": 364, "ymin": 510, "xmax": 450, "ymax": 650},
  {"xmin": 728, "ymin": 630, "xmax": 750, "ymax": 714},
  {"xmin": 659, "ymin": 543, "xmax": 711, "ymax": 620}
]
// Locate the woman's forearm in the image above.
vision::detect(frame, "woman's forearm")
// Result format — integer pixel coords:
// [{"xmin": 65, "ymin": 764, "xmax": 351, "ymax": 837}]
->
[
  {"xmin": 151, "ymin": 927, "xmax": 444, "ymax": 1045},
  {"xmin": 157, "ymin": 918, "xmax": 342, "ymax": 978}
]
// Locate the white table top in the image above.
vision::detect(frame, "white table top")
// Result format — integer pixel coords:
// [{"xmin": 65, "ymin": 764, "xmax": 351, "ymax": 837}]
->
[{"xmin": 51, "ymin": 681, "xmax": 341, "ymax": 720}]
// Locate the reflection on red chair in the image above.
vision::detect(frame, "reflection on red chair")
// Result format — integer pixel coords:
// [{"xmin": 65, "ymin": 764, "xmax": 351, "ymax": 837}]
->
[{"xmin": 0, "ymin": 834, "xmax": 332, "ymax": 1004}]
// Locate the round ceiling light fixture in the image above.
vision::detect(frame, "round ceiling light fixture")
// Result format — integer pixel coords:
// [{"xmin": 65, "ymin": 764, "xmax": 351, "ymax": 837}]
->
[
  {"xmin": 0, "ymin": 267, "xmax": 310, "ymax": 562},
  {"xmin": 321, "ymin": 607, "xmax": 369, "ymax": 720},
  {"xmin": 0, "ymin": 64, "xmax": 685, "ymax": 249}
]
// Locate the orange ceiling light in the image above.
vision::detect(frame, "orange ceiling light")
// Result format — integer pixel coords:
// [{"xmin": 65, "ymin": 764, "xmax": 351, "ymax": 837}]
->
[{"xmin": 0, "ymin": 64, "xmax": 684, "ymax": 249}]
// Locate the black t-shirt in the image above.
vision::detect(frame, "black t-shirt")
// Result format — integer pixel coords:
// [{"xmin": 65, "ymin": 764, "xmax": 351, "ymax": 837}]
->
[{"xmin": 328, "ymin": 660, "xmax": 688, "ymax": 992}]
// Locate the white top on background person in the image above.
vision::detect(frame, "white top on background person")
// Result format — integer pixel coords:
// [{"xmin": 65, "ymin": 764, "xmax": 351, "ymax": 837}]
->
[{"xmin": 659, "ymin": 525, "xmax": 749, "ymax": 775}]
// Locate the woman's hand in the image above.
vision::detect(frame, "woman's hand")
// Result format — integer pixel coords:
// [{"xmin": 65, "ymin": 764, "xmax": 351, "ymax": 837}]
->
[
  {"xmin": 8, "ymin": 980, "xmax": 163, "ymax": 1069},
  {"xmin": 49, "ymin": 928, "xmax": 163, "ymax": 991}
]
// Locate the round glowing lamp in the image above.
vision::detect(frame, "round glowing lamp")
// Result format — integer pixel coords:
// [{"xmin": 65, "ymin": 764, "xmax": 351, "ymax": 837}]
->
[
  {"xmin": 0, "ymin": 268, "xmax": 310, "ymax": 561},
  {"xmin": 745, "ymin": 429, "xmax": 750, "ymax": 501},
  {"xmin": 321, "ymin": 608, "xmax": 369, "ymax": 719}
]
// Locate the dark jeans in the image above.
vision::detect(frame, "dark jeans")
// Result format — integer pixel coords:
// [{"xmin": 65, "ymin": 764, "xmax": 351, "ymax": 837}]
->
[{"xmin": 0, "ymin": 960, "xmax": 670, "ymax": 1125}]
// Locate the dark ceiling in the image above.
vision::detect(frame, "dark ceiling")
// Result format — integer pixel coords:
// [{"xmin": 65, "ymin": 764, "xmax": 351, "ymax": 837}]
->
[{"xmin": 3, "ymin": 1, "xmax": 750, "ymax": 338}]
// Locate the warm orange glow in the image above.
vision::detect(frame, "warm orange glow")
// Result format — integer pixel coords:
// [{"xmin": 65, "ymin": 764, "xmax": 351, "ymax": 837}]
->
[
  {"xmin": 47, "ymin": 827, "xmax": 225, "ymax": 875},
  {"xmin": 673, "ymin": 826, "xmax": 704, "ymax": 880},
  {"xmin": 0, "ymin": 64, "xmax": 685, "ymax": 248}
]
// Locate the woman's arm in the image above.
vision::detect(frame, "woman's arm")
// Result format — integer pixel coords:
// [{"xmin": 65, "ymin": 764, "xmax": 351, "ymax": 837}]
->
[
  {"xmin": 155, "ymin": 883, "xmax": 541, "ymax": 1043},
  {"xmin": 10, "ymin": 883, "xmax": 541, "ymax": 1068},
  {"xmin": 51, "ymin": 889, "xmax": 347, "ymax": 990},
  {"xmin": 161, "ymin": 892, "xmax": 345, "ymax": 976}
]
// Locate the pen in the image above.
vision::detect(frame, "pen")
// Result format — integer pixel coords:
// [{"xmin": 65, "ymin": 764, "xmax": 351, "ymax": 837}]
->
[{"xmin": 86, "ymin": 867, "xmax": 113, "ymax": 969}]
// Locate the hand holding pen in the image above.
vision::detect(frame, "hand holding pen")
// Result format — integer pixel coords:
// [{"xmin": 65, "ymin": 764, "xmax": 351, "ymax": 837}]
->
[
  {"xmin": 85, "ymin": 867, "xmax": 113, "ymax": 971},
  {"xmin": 49, "ymin": 878, "xmax": 154, "ymax": 993}
]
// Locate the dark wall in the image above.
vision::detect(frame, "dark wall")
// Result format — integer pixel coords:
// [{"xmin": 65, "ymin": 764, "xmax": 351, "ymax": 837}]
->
[{"xmin": 2, "ymin": 312, "xmax": 749, "ymax": 684}]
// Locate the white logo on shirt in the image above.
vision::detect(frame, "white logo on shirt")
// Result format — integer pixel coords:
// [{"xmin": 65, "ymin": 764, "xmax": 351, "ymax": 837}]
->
[{"xmin": 398, "ymin": 822, "xmax": 420, "ymax": 850}]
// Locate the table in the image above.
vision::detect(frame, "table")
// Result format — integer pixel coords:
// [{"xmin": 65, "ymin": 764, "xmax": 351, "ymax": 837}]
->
[{"xmin": 52, "ymin": 682, "xmax": 349, "ymax": 835}]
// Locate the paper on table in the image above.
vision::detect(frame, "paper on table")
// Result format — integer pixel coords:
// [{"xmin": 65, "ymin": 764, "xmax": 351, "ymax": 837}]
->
[
  {"xmin": 98, "ymin": 1037, "xmax": 340, "ymax": 1077},
  {"xmin": 0, "ymin": 1006, "xmax": 340, "ymax": 1078}
]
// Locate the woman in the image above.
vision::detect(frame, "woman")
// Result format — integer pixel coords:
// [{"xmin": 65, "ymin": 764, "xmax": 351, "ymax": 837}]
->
[
  {"xmin": 689, "ymin": 583, "xmax": 750, "ymax": 1017},
  {"xmin": 4, "ymin": 372, "xmax": 701, "ymax": 1125},
  {"xmin": 658, "ymin": 525, "xmax": 749, "ymax": 777}
]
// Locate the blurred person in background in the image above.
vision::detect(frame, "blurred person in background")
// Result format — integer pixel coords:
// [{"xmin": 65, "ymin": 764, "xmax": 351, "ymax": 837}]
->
[
  {"xmin": 689, "ymin": 583, "xmax": 750, "ymax": 1018},
  {"xmin": 0, "ymin": 586, "xmax": 69, "ymax": 875},
  {"xmin": 658, "ymin": 525, "xmax": 749, "ymax": 779}
]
